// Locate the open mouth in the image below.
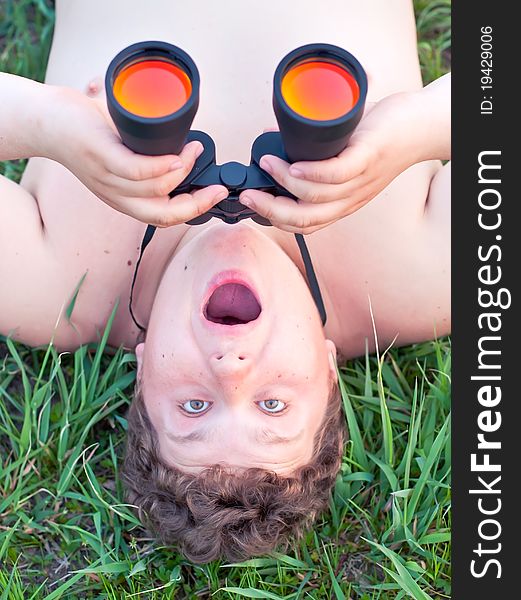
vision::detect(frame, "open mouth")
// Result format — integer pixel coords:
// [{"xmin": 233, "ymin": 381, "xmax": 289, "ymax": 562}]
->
[{"xmin": 204, "ymin": 283, "xmax": 262, "ymax": 325}]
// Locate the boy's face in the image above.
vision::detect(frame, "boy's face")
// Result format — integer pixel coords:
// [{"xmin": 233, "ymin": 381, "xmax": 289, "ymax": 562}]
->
[{"xmin": 137, "ymin": 222, "xmax": 337, "ymax": 474}]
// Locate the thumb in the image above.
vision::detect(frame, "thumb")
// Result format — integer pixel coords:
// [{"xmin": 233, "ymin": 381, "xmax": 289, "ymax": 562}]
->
[{"xmin": 288, "ymin": 141, "xmax": 371, "ymax": 184}]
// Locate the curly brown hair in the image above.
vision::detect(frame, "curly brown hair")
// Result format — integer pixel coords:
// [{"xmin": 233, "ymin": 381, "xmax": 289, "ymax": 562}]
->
[{"xmin": 122, "ymin": 378, "xmax": 345, "ymax": 563}]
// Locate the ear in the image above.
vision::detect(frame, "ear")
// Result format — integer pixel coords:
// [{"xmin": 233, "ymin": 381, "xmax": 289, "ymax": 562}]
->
[
  {"xmin": 325, "ymin": 339, "xmax": 338, "ymax": 384},
  {"xmin": 135, "ymin": 342, "xmax": 145, "ymax": 380}
]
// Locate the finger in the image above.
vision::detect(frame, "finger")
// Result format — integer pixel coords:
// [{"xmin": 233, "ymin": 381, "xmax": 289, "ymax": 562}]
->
[
  {"xmin": 270, "ymin": 194, "xmax": 370, "ymax": 233},
  {"xmin": 240, "ymin": 189, "xmax": 349, "ymax": 230},
  {"xmin": 104, "ymin": 140, "xmax": 204, "ymax": 182},
  {"xmin": 262, "ymin": 126, "xmax": 279, "ymax": 133},
  {"xmin": 105, "ymin": 146, "xmax": 205, "ymax": 199},
  {"xmin": 86, "ymin": 76, "xmax": 104, "ymax": 97},
  {"xmin": 286, "ymin": 142, "xmax": 372, "ymax": 184},
  {"xmin": 95, "ymin": 193, "xmax": 171, "ymax": 223},
  {"xmin": 271, "ymin": 217, "xmax": 340, "ymax": 235},
  {"xmin": 103, "ymin": 140, "xmax": 206, "ymax": 197},
  {"xmin": 259, "ymin": 154, "xmax": 359, "ymax": 204},
  {"xmin": 117, "ymin": 185, "xmax": 228, "ymax": 227},
  {"xmin": 102, "ymin": 169, "xmax": 178, "ymax": 199}
]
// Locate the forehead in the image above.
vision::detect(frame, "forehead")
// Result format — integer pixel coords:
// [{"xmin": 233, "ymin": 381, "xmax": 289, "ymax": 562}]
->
[{"xmin": 158, "ymin": 421, "xmax": 317, "ymax": 474}]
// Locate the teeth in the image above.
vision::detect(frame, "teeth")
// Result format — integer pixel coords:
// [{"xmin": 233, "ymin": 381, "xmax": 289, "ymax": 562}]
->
[{"xmin": 205, "ymin": 283, "xmax": 261, "ymax": 325}]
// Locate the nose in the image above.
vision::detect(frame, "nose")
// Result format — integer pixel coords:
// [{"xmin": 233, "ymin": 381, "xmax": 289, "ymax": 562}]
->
[{"xmin": 209, "ymin": 352, "xmax": 252, "ymax": 378}]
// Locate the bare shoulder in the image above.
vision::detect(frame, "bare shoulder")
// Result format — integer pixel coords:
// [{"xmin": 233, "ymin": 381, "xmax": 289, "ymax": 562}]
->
[
  {"xmin": 314, "ymin": 161, "xmax": 450, "ymax": 358},
  {"xmin": 0, "ymin": 171, "xmax": 91, "ymax": 348},
  {"xmin": 18, "ymin": 156, "xmax": 193, "ymax": 352}
]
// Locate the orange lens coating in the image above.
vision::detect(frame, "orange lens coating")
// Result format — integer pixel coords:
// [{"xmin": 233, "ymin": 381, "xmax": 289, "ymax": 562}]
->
[
  {"xmin": 113, "ymin": 59, "xmax": 192, "ymax": 118},
  {"xmin": 281, "ymin": 60, "xmax": 359, "ymax": 121}
]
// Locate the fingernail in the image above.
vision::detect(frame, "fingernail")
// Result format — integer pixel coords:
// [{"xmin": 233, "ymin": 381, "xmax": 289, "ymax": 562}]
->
[
  {"xmin": 192, "ymin": 141, "xmax": 204, "ymax": 158},
  {"xmin": 260, "ymin": 157, "xmax": 273, "ymax": 175},
  {"xmin": 215, "ymin": 190, "xmax": 229, "ymax": 202},
  {"xmin": 241, "ymin": 195, "xmax": 253, "ymax": 207},
  {"xmin": 169, "ymin": 158, "xmax": 183, "ymax": 170},
  {"xmin": 289, "ymin": 166, "xmax": 305, "ymax": 178}
]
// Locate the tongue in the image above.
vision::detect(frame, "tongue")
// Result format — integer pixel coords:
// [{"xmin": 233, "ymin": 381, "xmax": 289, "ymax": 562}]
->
[{"xmin": 205, "ymin": 283, "xmax": 261, "ymax": 325}]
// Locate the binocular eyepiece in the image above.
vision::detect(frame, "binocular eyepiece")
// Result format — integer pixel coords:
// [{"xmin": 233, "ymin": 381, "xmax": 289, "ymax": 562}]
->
[
  {"xmin": 273, "ymin": 43, "xmax": 367, "ymax": 162},
  {"xmin": 106, "ymin": 41, "xmax": 200, "ymax": 156},
  {"xmin": 106, "ymin": 40, "xmax": 367, "ymax": 163}
]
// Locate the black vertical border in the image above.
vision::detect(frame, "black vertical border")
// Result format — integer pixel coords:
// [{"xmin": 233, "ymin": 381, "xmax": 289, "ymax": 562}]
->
[{"xmin": 453, "ymin": 2, "xmax": 517, "ymax": 597}]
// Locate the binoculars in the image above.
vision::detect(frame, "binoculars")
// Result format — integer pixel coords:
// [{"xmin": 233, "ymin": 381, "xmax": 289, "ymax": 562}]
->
[{"xmin": 105, "ymin": 40, "xmax": 367, "ymax": 226}]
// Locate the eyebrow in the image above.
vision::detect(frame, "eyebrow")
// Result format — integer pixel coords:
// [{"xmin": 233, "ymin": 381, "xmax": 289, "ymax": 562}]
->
[{"xmin": 166, "ymin": 427, "xmax": 304, "ymax": 445}]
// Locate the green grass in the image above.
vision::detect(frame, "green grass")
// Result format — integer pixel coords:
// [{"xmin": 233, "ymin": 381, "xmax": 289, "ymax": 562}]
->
[
  {"xmin": 1, "ymin": 1, "xmax": 451, "ymax": 598},
  {"xmin": 415, "ymin": 0, "xmax": 451, "ymax": 84}
]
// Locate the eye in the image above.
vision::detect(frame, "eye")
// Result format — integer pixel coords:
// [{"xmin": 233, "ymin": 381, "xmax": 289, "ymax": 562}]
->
[
  {"xmin": 257, "ymin": 399, "xmax": 287, "ymax": 414},
  {"xmin": 181, "ymin": 399, "xmax": 212, "ymax": 414}
]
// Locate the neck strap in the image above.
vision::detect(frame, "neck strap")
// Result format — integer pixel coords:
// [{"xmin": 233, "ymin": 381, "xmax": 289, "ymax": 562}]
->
[{"xmin": 129, "ymin": 225, "xmax": 327, "ymax": 332}]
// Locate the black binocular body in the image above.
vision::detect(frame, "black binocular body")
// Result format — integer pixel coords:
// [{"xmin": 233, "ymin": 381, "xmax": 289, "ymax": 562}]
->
[{"xmin": 105, "ymin": 40, "xmax": 367, "ymax": 226}]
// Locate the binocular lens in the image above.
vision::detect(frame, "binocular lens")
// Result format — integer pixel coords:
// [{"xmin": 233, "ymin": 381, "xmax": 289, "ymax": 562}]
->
[
  {"xmin": 281, "ymin": 59, "xmax": 359, "ymax": 121},
  {"xmin": 273, "ymin": 43, "xmax": 367, "ymax": 162},
  {"xmin": 106, "ymin": 41, "xmax": 200, "ymax": 155},
  {"xmin": 113, "ymin": 59, "xmax": 192, "ymax": 118},
  {"xmin": 106, "ymin": 41, "xmax": 366, "ymax": 164}
]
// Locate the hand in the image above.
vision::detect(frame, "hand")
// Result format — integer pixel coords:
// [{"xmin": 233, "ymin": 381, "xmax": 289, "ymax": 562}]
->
[
  {"xmin": 240, "ymin": 92, "xmax": 427, "ymax": 234},
  {"xmin": 42, "ymin": 87, "xmax": 228, "ymax": 227}
]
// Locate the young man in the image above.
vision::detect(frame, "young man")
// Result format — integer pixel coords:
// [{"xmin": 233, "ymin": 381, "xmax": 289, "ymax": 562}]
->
[{"xmin": 0, "ymin": 0, "xmax": 450, "ymax": 562}]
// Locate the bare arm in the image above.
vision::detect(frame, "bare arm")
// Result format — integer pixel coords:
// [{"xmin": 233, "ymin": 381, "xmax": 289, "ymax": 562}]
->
[
  {"xmin": 0, "ymin": 75, "xmax": 57, "ymax": 344},
  {"xmin": 386, "ymin": 72, "xmax": 451, "ymax": 163},
  {"xmin": 0, "ymin": 73, "xmax": 53, "ymax": 161}
]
